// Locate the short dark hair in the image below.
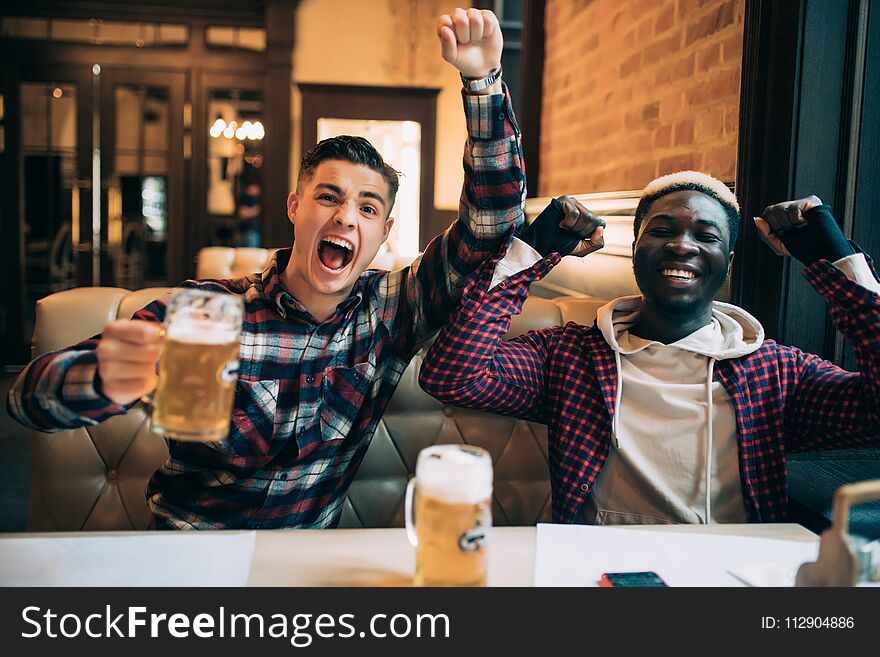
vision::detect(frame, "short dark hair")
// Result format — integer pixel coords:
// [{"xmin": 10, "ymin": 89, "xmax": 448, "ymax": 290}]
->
[
  {"xmin": 634, "ymin": 182, "xmax": 741, "ymax": 250},
  {"xmin": 297, "ymin": 135, "xmax": 401, "ymax": 213}
]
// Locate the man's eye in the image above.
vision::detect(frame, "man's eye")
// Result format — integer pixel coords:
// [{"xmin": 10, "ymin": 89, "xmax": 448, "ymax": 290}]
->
[
  {"xmin": 698, "ymin": 234, "xmax": 722, "ymax": 242},
  {"xmin": 361, "ymin": 205, "xmax": 378, "ymax": 216},
  {"xmin": 318, "ymin": 194, "xmax": 337, "ymax": 202}
]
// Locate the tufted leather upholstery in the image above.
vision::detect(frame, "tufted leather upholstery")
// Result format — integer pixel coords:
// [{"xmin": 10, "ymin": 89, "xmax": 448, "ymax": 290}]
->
[
  {"xmin": 28, "ymin": 287, "xmax": 173, "ymax": 531},
  {"xmin": 195, "ymin": 246, "xmax": 417, "ymax": 280},
  {"xmin": 195, "ymin": 247, "xmax": 275, "ymax": 280},
  {"xmin": 25, "ymin": 285, "xmax": 608, "ymax": 531}
]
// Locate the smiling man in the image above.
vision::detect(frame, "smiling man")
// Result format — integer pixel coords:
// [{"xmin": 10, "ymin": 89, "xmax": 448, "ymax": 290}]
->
[
  {"xmin": 419, "ymin": 170, "xmax": 880, "ymax": 525},
  {"xmin": 8, "ymin": 8, "xmax": 525, "ymax": 530}
]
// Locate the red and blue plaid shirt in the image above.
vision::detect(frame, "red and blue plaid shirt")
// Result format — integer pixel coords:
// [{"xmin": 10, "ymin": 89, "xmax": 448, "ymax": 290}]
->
[
  {"xmin": 8, "ymin": 87, "xmax": 525, "ymax": 529},
  {"xmin": 419, "ymin": 250, "xmax": 880, "ymax": 524}
]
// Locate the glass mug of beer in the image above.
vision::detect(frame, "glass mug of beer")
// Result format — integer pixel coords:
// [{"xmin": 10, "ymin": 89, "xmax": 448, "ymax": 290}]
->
[
  {"xmin": 404, "ymin": 444, "xmax": 493, "ymax": 587},
  {"xmin": 149, "ymin": 288, "xmax": 243, "ymax": 441}
]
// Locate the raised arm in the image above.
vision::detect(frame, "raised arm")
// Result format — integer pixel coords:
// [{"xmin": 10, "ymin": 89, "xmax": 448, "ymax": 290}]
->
[
  {"xmin": 418, "ymin": 250, "xmax": 560, "ymax": 424},
  {"xmin": 420, "ymin": 195, "xmax": 607, "ymax": 422},
  {"xmin": 7, "ymin": 298, "xmax": 166, "ymax": 432},
  {"xmin": 755, "ymin": 199, "xmax": 880, "ymax": 445},
  {"xmin": 380, "ymin": 8, "xmax": 525, "ymax": 355},
  {"xmin": 784, "ymin": 262, "xmax": 880, "ymax": 445}
]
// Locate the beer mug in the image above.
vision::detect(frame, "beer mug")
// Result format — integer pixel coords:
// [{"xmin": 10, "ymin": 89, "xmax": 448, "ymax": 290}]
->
[
  {"xmin": 404, "ymin": 444, "xmax": 493, "ymax": 586},
  {"xmin": 150, "ymin": 288, "xmax": 243, "ymax": 441}
]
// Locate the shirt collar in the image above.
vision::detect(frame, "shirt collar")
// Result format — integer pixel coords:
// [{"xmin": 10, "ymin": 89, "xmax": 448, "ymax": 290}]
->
[{"xmin": 260, "ymin": 247, "xmax": 365, "ymax": 322}]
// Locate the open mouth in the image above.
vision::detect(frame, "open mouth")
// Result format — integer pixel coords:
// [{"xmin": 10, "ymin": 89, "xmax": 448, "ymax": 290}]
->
[
  {"xmin": 317, "ymin": 236, "xmax": 355, "ymax": 272},
  {"xmin": 660, "ymin": 268, "xmax": 699, "ymax": 281}
]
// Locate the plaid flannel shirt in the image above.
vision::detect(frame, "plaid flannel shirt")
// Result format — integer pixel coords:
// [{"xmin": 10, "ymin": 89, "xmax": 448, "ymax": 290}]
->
[
  {"xmin": 419, "ymin": 249, "xmax": 880, "ymax": 524},
  {"xmin": 8, "ymin": 86, "xmax": 525, "ymax": 529}
]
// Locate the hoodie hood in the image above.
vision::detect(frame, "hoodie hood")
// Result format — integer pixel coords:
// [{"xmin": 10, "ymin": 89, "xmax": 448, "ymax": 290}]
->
[
  {"xmin": 596, "ymin": 295, "xmax": 764, "ymax": 359},
  {"xmin": 590, "ymin": 295, "xmax": 764, "ymax": 525}
]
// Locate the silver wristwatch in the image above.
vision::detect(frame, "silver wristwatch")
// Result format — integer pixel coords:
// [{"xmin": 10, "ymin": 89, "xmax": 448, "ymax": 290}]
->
[{"xmin": 460, "ymin": 66, "xmax": 502, "ymax": 93}]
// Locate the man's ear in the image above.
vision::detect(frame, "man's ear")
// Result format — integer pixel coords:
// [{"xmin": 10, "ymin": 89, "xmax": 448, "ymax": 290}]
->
[
  {"xmin": 287, "ymin": 192, "xmax": 299, "ymax": 225},
  {"xmin": 382, "ymin": 216, "xmax": 395, "ymax": 241}
]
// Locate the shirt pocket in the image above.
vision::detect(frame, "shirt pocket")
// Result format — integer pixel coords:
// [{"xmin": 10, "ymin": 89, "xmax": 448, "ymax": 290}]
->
[
  {"xmin": 319, "ymin": 361, "xmax": 376, "ymax": 442},
  {"xmin": 222, "ymin": 378, "xmax": 280, "ymax": 457}
]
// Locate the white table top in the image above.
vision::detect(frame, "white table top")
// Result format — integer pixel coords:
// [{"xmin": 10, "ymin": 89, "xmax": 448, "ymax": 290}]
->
[{"xmin": 0, "ymin": 524, "xmax": 817, "ymax": 587}]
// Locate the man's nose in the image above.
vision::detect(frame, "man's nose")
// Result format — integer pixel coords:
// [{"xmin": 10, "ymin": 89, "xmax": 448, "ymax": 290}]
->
[
  {"xmin": 333, "ymin": 201, "xmax": 357, "ymax": 228},
  {"xmin": 664, "ymin": 236, "xmax": 700, "ymax": 255}
]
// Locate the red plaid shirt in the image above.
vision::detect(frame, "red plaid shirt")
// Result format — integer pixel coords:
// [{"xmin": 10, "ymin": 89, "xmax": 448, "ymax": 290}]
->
[
  {"xmin": 8, "ymin": 87, "xmax": 525, "ymax": 529},
  {"xmin": 419, "ymin": 250, "xmax": 880, "ymax": 524}
]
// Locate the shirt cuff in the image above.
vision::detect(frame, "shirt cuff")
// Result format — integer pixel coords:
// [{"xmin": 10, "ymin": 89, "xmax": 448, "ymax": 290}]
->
[
  {"xmin": 832, "ymin": 253, "xmax": 880, "ymax": 295},
  {"xmin": 62, "ymin": 361, "xmax": 128, "ymax": 413},
  {"xmin": 490, "ymin": 237, "xmax": 543, "ymax": 289},
  {"xmin": 462, "ymin": 85, "xmax": 510, "ymax": 140},
  {"xmin": 62, "ymin": 361, "xmax": 105, "ymax": 403}
]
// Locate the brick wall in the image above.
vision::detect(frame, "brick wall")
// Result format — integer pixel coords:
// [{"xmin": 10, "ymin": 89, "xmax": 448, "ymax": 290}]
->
[{"xmin": 539, "ymin": 0, "xmax": 744, "ymax": 195}]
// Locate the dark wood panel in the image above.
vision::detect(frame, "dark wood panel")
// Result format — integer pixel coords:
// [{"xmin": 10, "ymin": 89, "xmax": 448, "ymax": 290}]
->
[
  {"xmin": 1, "ymin": 63, "xmax": 28, "ymax": 366},
  {"xmin": 1, "ymin": 0, "xmax": 271, "ymax": 25},
  {"xmin": 0, "ymin": 63, "xmax": 94, "ymax": 365},
  {"xmin": 0, "ymin": 38, "xmax": 266, "ymax": 73},
  {"xmin": 299, "ymin": 84, "xmax": 440, "ymax": 252},
  {"xmin": 100, "ymin": 69, "xmax": 187, "ymax": 285},
  {"xmin": 520, "ymin": 0, "xmax": 545, "ymax": 196},
  {"xmin": 732, "ymin": 0, "xmax": 802, "ymax": 341},
  {"xmin": 783, "ymin": 0, "xmax": 849, "ymax": 358},
  {"xmin": 844, "ymin": 0, "xmax": 880, "ymax": 371},
  {"xmin": 261, "ymin": 0, "xmax": 295, "ymax": 251},
  {"xmin": 733, "ymin": 0, "xmax": 867, "ymax": 361}
]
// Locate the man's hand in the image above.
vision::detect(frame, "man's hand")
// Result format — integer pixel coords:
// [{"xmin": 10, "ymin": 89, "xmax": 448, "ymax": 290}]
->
[
  {"xmin": 753, "ymin": 195, "xmax": 823, "ymax": 257},
  {"xmin": 519, "ymin": 196, "xmax": 605, "ymax": 257},
  {"xmin": 95, "ymin": 320, "xmax": 164, "ymax": 405},
  {"xmin": 437, "ymin": 8, "xmax": 503, "ymax": 83},
  {"xmin": 560, "ymin": 196, "xmax": 606, "ymax": 257},
  {"xmin": 755, "ymin": 195, "xmax": 853, "ymax": 266}
]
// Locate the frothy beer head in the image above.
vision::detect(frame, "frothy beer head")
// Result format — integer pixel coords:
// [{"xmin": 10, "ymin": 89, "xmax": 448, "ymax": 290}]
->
[
  {"xmin": 166, "ymin": 318, "xmax": 238, "ymax": 344},
  {"xmin": 415, "ymin": 445, "xmax": 492, "ymax": 504}
]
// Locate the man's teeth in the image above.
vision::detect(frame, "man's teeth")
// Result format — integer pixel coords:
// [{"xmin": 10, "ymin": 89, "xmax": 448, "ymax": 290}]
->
[
  {"xmin": 661, "ymin": 268, "xmax": 696, "ymax": 280},
  {"xmin": 322, "ymin": 236, "xmax": 353, "ymax": 251}
]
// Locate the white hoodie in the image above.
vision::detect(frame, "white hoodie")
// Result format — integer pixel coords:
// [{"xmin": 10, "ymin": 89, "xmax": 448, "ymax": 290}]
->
[{"xmin": 577, "ymin": 297, "xmax": 765, "ymax": 525}]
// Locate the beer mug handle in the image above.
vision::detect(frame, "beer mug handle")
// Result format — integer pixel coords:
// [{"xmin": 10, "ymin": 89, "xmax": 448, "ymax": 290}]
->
[
  {"xmin": 142, "ymin": 327, "xmax": 165, "ymax": 419},
  {"xmin": 404, "ymin": 476, "xmax": 418, "ymax": 547}
]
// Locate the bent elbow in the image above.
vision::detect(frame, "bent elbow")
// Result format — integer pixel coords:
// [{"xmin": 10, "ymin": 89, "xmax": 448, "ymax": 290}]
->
[
  {"xmin": 418, "ymin": 364, "xmax": 447, "ymax": 399},
  {"xmin": 417, "ymin": 362, "xmax": 468, "ymax": 402}
]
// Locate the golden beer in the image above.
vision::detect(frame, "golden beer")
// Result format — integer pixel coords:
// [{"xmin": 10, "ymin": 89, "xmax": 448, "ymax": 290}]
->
[
  {"xmin": 152, "ymin": 336, "xmax": 240, "ymax": 441},
  {"xmin": 414, "ymin": 491, "xmax": 491, "ymax": 587},
  {"xmin": 149, "ymin": 288, "xmax": 243, "ymax": 441},
  {"xmin": 405, "ymin": 444, "xmax": 493, "ymax": 587}
]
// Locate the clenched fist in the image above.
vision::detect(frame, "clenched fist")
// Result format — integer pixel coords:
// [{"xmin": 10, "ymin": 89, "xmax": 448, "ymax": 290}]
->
[
  {"xmin": 754, "ymin": 195, "xmax": 853, "ymax": 265},
  {"xmin": 438, "ymin": 8, "xmax": 503, "ymax": 87},
  {"xmin": 519, "ymin": 196, "xmax": 606, "ymax": 257},
  {"xmin": 753, "ymin": 195, "xmax": 823, "ymax": 257},
  {"xmin": 95, "ymin": 320, "xmax": 164, "ymax": 405}
]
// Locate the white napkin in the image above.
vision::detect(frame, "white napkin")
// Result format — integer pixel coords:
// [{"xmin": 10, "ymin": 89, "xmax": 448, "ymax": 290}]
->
[{"xmin": 728, "ymin": 559, "xmax": 808, "ymax": 587}]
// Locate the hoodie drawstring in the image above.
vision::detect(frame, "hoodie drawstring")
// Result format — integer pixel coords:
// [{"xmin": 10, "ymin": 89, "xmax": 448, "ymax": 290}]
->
[
  {"xmin": 612, "ymin": 350, "xmax": 623, "ymax": 448},
  {"xmin": 704, "ymin": 358, "xmax": 716, "ymax": 525}
]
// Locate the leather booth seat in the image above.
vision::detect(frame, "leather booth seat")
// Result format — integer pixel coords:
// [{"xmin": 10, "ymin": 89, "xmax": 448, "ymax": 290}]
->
[
  {"xmin": 195, "ymin": 246, "xmax": 416, "ymax": 279},
  {"xmin": 26, "ymin": 285, "xmax": 606, "ymax": 531},
  {"xmin": 195, "ymin": 247, "xmax": 275, "ymax": 279}
]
